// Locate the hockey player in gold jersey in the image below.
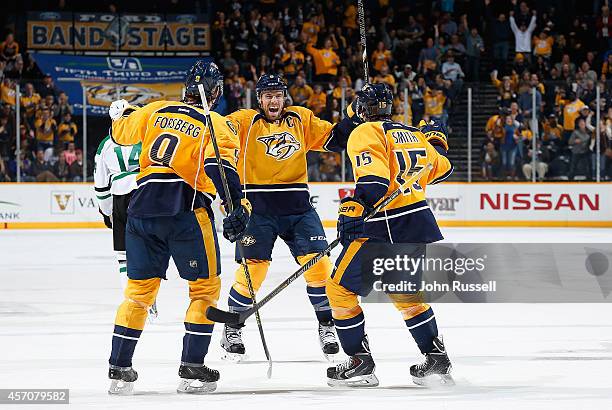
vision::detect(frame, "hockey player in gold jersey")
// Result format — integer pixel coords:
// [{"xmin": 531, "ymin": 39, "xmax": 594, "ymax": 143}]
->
[
  {"xmin": 221, "ymin": 74, "xmax": 363, "ymax": 360},
  {"xmin": 325, "ymin": 84, "xmax": 454, "ymax": 387},
  {"xmin": 107, "ymin": 60, "xmax": 250, "ymax": 395}
]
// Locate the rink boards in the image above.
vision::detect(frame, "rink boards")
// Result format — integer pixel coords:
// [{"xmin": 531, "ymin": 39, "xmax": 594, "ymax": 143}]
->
[{"xmin": 0, "ymin": 182, "xmax": 611, "ymax": 229}]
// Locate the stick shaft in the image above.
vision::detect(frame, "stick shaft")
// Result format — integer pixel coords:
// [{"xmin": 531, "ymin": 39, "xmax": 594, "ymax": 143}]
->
[
  {"xmin": 197, "ymin": 85, "xmax": 273, "ymax": 376},
  {"xmin": 358, "ymin": 0, "xmax": 370, "ymax": 83},
  {"xmin": 229, "ymin": 163, "xmax": 433, "ymax": 323}
]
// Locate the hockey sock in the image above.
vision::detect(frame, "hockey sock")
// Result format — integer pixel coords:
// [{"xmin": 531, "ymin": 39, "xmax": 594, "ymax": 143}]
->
[
  {"xmin": 227, "ymin": 287, "xmax": 253, "ymax": 325},
  {"xmin": 109, "ymin": 325, "xmax": 142, "ymax": 367},
  {"xmin": 181, "ymin": 323, "xmax": 214, "ymax": 364},
  {"xmin": 405, "ymin": 308, "xmax": 438, "ymax": 354},
  {"xmin": 332, "ymin": 311, "xmax": 366, "ymax": 355},
  {"xmin": 306, "ymin": 285, "xmax": 333, "ymax": 322}
]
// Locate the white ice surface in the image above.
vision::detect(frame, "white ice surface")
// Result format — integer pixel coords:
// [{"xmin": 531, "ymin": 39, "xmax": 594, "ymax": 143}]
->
[{"xmin": 1, "ymin": 228, "xmax": 612, "ymax": 410}]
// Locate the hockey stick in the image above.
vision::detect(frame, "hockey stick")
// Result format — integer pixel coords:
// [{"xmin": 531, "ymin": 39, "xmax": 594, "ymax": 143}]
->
[
  {"xmin": 357, "ymin": 0, "xmax": 370, "ymax": 83},
  {"xmin": 206, "ymin": 163, "xmax": 433, "ymax": 326},
  {"xmin": 197, "ymin": 85, "xmax": 273, "ymax": 379}
]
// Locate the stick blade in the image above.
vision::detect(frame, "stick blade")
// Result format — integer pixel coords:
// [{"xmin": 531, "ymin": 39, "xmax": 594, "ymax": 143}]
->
[{"xmin": 206, "ymin": 306, "xmax": 240, "ymax": 324}]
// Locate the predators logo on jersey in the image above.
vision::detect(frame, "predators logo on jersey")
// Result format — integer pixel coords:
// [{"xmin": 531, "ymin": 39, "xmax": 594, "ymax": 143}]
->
[
  {"xmin": 226, "ymin": 106, "xmax": 346, "ymax": 215},
  {"xmin": 257, "ymin": 131, "xmax": 301, "ymax": 160}
]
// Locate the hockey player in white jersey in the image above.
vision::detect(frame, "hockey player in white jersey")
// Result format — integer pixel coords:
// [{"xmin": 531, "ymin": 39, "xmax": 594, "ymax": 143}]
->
[{"xmin": 93, "ymin": 135, "xmax": 158, "ymax": 319}]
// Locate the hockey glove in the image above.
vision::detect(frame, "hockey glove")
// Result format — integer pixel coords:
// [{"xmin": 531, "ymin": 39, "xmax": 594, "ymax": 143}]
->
[
  {"xmin": 99, "ymin": 208, "xmax": 112, "ymax": 229},
  {"xmin": 103, "ymin": 214, "xmax": 113, "ymax": 229},
  {"xmin": 337, "ymin": 197, "xmax": 371, "ymax": 246},
  {"xmin": 223, "ymin": 198, "xmax": 252, "ymax": 242},
  {"xmin": 419, "ymin": 119, "xmax": 449, "ymax": 152},
  {"xmin": 109, "ymin": 99, "xmax": 138, "ymax": 121}
]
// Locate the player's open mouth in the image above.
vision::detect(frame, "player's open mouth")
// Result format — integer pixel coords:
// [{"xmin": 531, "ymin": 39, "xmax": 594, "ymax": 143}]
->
[{"xmin": 268, "ymin": 105, "xmax": 280, "ymax": 114}]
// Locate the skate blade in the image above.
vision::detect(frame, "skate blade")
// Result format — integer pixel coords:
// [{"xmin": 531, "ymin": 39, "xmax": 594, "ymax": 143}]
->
[
  {"xmin": 177, "ymin": 379, "xmax": 217, "ymax": 394},
  {"xmin": 108, "ymin": 379, "xmax": 134, "ymax": 395},
  {"xmin": 327, "ymin": 373, "xmax": 380, "ymax": 388},
  {"xmin": 412, "ymin": 373, "xmax": 455, "ymax": 387},
  {"xmin": 221, "ymin": 351, "xmax": 248, "ymax": 363}
]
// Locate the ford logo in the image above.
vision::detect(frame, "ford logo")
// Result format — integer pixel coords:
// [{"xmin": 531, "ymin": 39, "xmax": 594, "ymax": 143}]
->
[
  {"xmin": 175, "ymin": 14, "xmax": 197, "ymax": 24},
  {"xmin": 39, "ymin": 12, "xmax": 61, "ymax": 20}
]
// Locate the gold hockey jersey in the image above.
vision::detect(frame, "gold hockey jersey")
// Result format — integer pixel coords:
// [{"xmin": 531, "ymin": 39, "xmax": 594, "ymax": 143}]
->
[
  {"xmin": 227, "ymin": 105, "xmax": 349, "ymax": 215},
  {"xmin": 111, "ymin": 100, "xmax": 241, "ymax": 217},
  {"xmin": 348, "ymin": 120, "xmax": 453, "ymax": 243}
]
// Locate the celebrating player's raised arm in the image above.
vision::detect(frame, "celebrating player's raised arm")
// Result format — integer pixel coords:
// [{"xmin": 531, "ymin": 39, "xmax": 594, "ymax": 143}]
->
[
  {"xmin": 109, "ymin": 100, "xmax": 149, "ymax": 146},
  {"xmin": 419, "ymin": 120, "xmax": 454, "ymax": 185}
]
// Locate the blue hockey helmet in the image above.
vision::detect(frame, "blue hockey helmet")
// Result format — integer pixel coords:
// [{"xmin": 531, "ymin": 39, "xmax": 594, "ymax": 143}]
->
[
  {"xmin": 255, "ymin": 74, "xmax": 288, "ymax": 100},
  {"xmin": 356, "ymin": 83, "xmax": 393, "ymax": 121},
  {"xmin": 183, "ymin": 59, "xmax": 224, "ymax": 108}
]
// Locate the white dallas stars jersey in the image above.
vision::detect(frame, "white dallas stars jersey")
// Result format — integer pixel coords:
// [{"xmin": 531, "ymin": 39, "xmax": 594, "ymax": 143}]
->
[{"xmin": 93, "ymin": 135, "xmax": 141, "ymax": 216}]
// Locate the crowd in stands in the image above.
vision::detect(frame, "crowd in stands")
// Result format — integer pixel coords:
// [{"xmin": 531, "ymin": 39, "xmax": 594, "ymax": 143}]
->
[
  {"xmin": 0, "ymin": 32, "xmax": 83, "ymax": 182},
  {"xmin": 212, "ymin": 0, "xmax": 612, "ymax": 181},
  {"xmin": 1, "ymin": 0, "xmax": 611, "ymax": 182},
  {"xmin": 480, "ymin": 0, "xmax": 612, "ymax": 181}
]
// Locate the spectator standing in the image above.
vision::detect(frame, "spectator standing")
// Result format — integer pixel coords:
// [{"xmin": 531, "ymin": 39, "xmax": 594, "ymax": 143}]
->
[
  {"xmin": 34, "ymin": 108, "xmax": 56, "ymax": 152},
  {"xmin": 38, "ymin": 74, "xmax": 60, "ymax": 100},
  {"xmin": 424, "ymin": 86, "xmax": 448, "ymax": 125},
  {"xmin": 441, "ymin": 53, "xmax": 464, "ymax": 98},
  {"xmin": 20, "ymin": 83, "xmax": 40, "ymax": 128},
  {"xmin": 57, "ymin": 112, "xmax": 78, "ymax": 146},
  {"xmin": 0, "ymin": 33, "xmax": 19, "ymax": 62},
  {"xmin": 509, "ymin": 10, "xmax": 537, "ymax": 64},
  {"xmin": 501, "ymin": 115, "xmax": 519, "ymax": 179},
  {"xmin": 56, "ymin": 92, "xmax": 73, "ymax": 120},
  {"xmin": 417, "ymin": 38, "xmax": 439, "ymax": 75},
  {"xmin": 372, "ymin": 41, "xmax": 392, "ymax": 73},
  {"xmin": 306, "ymin": 36, "xmax": 340, "ymax": 84},
  {"xmin": 488, "ymin": 9, "xmax": 513, "ymax": 72},
  {"xmin": 533, "ymin": 30, "xmax": 554, "ymax": 60},
  {"xmin": 395, "ymin": 64, "xmax": 416, "ymax": 93},
  {"xmin": 596, "ymin": 5, "xmax": 612, "ymax": 50},
  {"xmin": 281, "ymin": 42, "xmax": 305, "ymax": 80},
  {"xmin": 568, "ymin": 118, "xmax": 592, "ymax": 180},
  {"xmin": 562, "ymin": 93, "xmax": 587, "ymax": 144},
  {"xmin": 464, "ymin": 22, "xmax": 485, "ymax": 81}
]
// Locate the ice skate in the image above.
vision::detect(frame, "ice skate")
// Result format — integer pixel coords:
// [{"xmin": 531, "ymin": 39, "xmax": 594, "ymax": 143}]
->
[
  {"xmin": 147, "ymin": 300, "xmax": 158, "ymax": 323},
  {"xmin": 221, "ymin": 324, "xmax": 247, "ymax": 362},
  {"xmin": 410, "ymin": 336, "xmax": 454, "ymax": 387},
  {"xmin": 177, "ymin": 364, "xmax": 219, "ymax": 394},
  {"xmin": 108, "ymin": 365, "xmax": 138, "ymax": 395},
  {"xmin": 318, "ymin": 320, "xmax": 340, "ymax": 361},
  {"xmin": 327, "ymin": 336, "xmax": 378, "ymax": 387}
]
